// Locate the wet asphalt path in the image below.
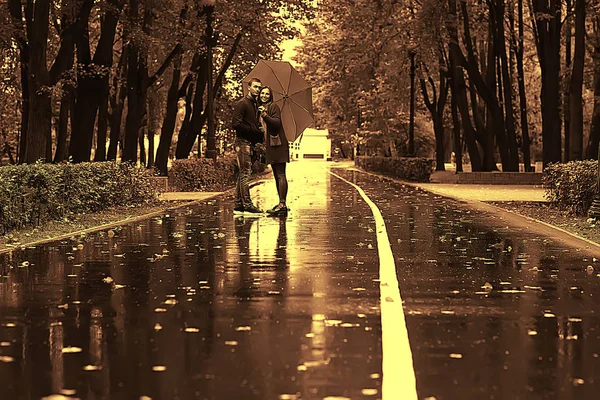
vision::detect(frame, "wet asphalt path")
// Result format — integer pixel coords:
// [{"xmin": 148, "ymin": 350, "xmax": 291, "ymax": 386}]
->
[{"xmin": 1, "ymin": 163, "xmax": 600, "ymax": 400}]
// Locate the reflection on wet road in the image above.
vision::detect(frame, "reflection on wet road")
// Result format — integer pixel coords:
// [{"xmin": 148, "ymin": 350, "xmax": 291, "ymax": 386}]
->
[
  {"xmin": 1, "ymin": 163, "xmax": 600, "ymax": 399},
  {"xmin": 334, "ymin": 169, "xmax": 600, "ymax": 400}
]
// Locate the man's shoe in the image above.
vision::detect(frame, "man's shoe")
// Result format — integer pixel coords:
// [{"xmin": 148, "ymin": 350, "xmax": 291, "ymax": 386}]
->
[
  {"xmin": 243, "ymin": 204, "xmax": 264, "ymax": 215},
  {"xmin": 233, "ymin": 205, "xmax": 245, "ymax": 214},
  {"xmin": 267, "ymin": 205, "xmax": 288, "ymax": 216}
]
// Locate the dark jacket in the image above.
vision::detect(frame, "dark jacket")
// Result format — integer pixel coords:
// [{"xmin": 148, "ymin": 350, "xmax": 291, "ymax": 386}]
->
[
  {"xmin": 261, "ymin": 103, "xmax": 290, "ymax": 164},
  {"xmin": 232, "ymin": 95, "xmax": 264, "ymax": 144}
]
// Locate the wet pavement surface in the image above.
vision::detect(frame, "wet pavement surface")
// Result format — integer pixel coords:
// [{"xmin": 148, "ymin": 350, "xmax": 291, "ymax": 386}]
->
[{"xmin": 1, "ymin": 163, "xmax": 600, "ymax": 400}]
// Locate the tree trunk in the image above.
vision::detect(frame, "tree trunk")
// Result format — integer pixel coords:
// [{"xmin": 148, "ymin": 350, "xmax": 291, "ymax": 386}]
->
[
  {"xmin": 18, "ymin": 48, "xmax": 29, "ymax": 164},
  {"xmin": 446, "ymin": 0, "xmax": 482, "ymax": 171},
  {"xmin": 175, "ymin": 28, "xmax": 245, "ymax": 159},
  {"xmin": 24, "ymin": 0, "xmax": 52, "ymax": 163},
  {"xmin": 123, "ymin": 4, "xmax": 180, "ymax": 163},
  {"xmin": 408, "ymin": 50, "xmax": 416, "ymax": 156},
  {"xmin": 496, "ymin": 0, "xmax": 520, "ymax": 169},
  {"xmin": 156, "ymin": 56, "xmax": 189, "ymax": 175},
  {"xmin": 70, "ymin": 75, "xmax": 101, "ymax": 162},
  {"xmin": 531, "ymin": 0, "xmax": 562, "ymax": 167},
  {"xmin": 123, "ymin": 45, "xmax": 148, "ymax": 163},
  {"xmin": 175, "ymin": 81, "xmax": 195, "ymax": 159},
  {"xmin": 54, "ymin": 89, "xmax": 72, "ymax": 162},
  {"xmin": 94, "ymin": 86, "xmax": 109, "ymax": 161},
  {"xmin": 8, "ymin": 0, "xmax": 30, "ymax": 164},
  {"xmin": 482, "ymin": 22, "xmax": 497, "ymax": 171},
  {"xmin": 460, "ymin": 1, "xmax": 516, "ymax": 171},
  {"xmin": 146, "ymin": 89, "xmax": 158, "ymax": 169},
  {"xmin": 568, "ymin": 0, "xmax": 585, "ymax": 161},
  {"xmin": 139, "ymin": 126, "xmax": 147, "ymax": 167},
  {"xmin": 107, "ymin": 46, "xmax": 128, "ymax": 161},
  {"xmin": 419, "ymin": 68, "xmax": 448, "ymax": 171},
  {"xmin": 564, "ymin": 0, "xmax": 572, "ymax": 161},
  {"xmin": 450, "ymin": 84, "xmax": 463, "ymax": 173},
  {"xmin": 586, "ymin": 18, "xmax": 600, "ymax": 160},
  {"xmin": 516, "ymin": 0, "xmax": 532, "ymax": 170},
  {"xmin": 180, "ymin": 54, "xmax": 208, "ymax": 158}
]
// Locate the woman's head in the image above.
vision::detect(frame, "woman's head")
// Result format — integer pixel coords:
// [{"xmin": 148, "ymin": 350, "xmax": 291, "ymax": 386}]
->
[{"xmin": 259, "ymin": 86, "xmax": 273, "ymax": 104}]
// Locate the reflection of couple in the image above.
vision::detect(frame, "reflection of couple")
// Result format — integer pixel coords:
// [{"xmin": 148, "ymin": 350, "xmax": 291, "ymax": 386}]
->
[
  {"xmin": 233, "ymin": 216, "xmax": 289, "ymax": 299},
  {"xmin": 234, "ymin": 216, "xmax": 288, "ymax": 268},
  {"xmin": 232, "ymin": 78, "xmax": 289, "ymax": 217}
]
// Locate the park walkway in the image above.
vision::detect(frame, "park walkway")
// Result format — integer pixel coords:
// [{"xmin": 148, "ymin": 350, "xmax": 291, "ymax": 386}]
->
[{"xmin": 1, "ymin": 162, "xmax": 599, "ymax": 400}]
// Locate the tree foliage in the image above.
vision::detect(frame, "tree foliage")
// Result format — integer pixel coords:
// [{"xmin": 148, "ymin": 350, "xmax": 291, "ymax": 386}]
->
[{"xmin": 0, "ymin": 0, "xmax": 314, "ymax": 167}]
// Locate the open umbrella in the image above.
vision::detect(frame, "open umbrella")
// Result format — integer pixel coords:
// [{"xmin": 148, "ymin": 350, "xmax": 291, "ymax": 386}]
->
[{"xmin": 243, "ymin": 60, "xmax": 313, "ymax": 142}]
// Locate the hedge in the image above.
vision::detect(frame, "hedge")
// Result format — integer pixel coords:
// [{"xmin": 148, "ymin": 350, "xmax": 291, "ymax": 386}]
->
[
  {"xmin": 543, "ymin": 160, "xmax": 598, "ymax": 215},
  {"xmin": 0, "ymin": 161, "xmax": 158, "ymax": 234},
  {"xmin": 169, "ymin": 153, "xmax": 266, "ymax": 192},
  {"xmin": 355, "ymin": 156, "xmax": 434, "ymax": 182}
]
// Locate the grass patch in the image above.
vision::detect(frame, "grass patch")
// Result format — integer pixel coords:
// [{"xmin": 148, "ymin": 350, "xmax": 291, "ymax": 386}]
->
[
  {"xmin": 489, "ymin": 201, "xmax": 600, "ymax": 245},
  {"xmin": 0, "ymin": 200, "xmax": 191, "ymax": 252}
]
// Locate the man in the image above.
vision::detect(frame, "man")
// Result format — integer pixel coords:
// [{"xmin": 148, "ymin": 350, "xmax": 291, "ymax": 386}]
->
[{"xmin": 231, "ymin": 77, "xmax": 265, "ymax": 214}]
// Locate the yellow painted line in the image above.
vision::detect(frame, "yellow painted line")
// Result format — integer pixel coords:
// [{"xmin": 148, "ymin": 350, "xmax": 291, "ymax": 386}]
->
[{"xmin": 328, "ymin": 169, "xmax": 418, "ymax": 400}]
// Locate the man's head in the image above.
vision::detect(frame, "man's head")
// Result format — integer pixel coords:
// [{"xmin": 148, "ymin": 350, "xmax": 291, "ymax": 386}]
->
[{"xmin": 247, "ymin": 78, "xmax": 262, "ymax": 98}]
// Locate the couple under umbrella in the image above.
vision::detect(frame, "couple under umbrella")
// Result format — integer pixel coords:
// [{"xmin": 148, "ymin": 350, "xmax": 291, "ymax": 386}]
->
[{"xmin": 232, "ymin": 60, "xmax": 313, "ymax": 216}]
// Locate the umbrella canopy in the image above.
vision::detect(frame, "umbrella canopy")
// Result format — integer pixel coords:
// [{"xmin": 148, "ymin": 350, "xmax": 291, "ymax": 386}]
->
[{"xmin": 243, "ymin": 60, "xmax": 313, "ymax": 142}]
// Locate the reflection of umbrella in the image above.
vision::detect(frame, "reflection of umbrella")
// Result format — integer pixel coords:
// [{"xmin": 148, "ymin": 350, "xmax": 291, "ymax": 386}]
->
[{"xmin": 243, "ymin": 60, "xmax": 313, "ymax": 142}]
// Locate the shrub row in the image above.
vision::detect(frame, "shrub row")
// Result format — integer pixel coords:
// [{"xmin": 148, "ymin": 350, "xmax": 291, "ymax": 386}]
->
[
  {"xmin": 169, "ymin": 154, "xmax": 238, "ymax": 192},
  {"xmin": 169, "ymin": 153, "xmax": 268, "ymax": 192},
  {"xmin": 0, "ymin": 161, "xmax": 158, "ymax": 234},
  {"xmin": 355, "ymin": 156, "xmax": 434, "ymax": 182},
  {"xmin": 543, "ymin": 160, "xmax": 598, "ymax": 215}
]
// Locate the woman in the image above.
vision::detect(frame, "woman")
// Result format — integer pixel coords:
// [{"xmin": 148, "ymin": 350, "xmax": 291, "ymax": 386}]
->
[{"xmin": 258, "ymin": 86, "xmax": 290, "ymax": 216}]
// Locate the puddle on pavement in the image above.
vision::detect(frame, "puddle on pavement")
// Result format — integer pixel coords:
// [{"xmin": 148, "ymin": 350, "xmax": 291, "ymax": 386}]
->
[{"xmin": 1, "ymin": 166, "xmax": 600, "ymax": 399}]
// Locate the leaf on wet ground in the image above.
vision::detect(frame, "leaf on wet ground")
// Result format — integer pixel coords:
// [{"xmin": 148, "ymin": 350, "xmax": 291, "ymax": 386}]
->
[
  {"xmin": 224, "ymin": 341, "xmax": 238, "ymax": 346},
  {"xmin": 278, "ymin": 394, "xmax": 299, "ymax": 400},
  {"xmin": 62, "ymin": 346, "xmax": 82, "ymax": 353},
  {"xmin": 449, "ymin": 353, "xmax": 463, "ymax": 359},
  {"xmin": 303, "ymin": 358, "xmax": 331, "ymax": 367},
  {"xmin": 361, "ymin": 388, "xmax": 379, "ymax": 396},
  {"xmin": 152, "ymin": 366, "xmax": 167, "ymax": 371},
  {"xmin": 235, "ymin": 326, "xmax": 251, "ymax": 332},
  {"xmin": 83, "ymin": 365, "xmax": 102, "ymax": 371},
  {"xmin": 0, "ymin": 355, "xmax": 15, "ymax": 362}
]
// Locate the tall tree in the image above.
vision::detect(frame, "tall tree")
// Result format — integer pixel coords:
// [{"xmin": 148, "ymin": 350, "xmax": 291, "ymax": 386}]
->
[
  {"xmin": 68, "ymin": 0, "xmax": 124, "ymax": 163},
  {"xmin": 586, "ymin": 10, "xmax": 600, "ymax": 159},
  {"xmin": 567, "ymin": 0, "xmax": 585, "ymax": 161},
  {"xmin": 514, "ymin": 0, "xmax": 532, "ymax": 170},
  {"xmin": 122, "ymin": 0, "xmax": 181, "ymax": 162},
  {"xmin": 530, "ymin": 0, "xmax": 562, "ymax": 166},
  {"xmin": 8, "ymin": 0, "xmax": 79, "ymax": 163}
]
